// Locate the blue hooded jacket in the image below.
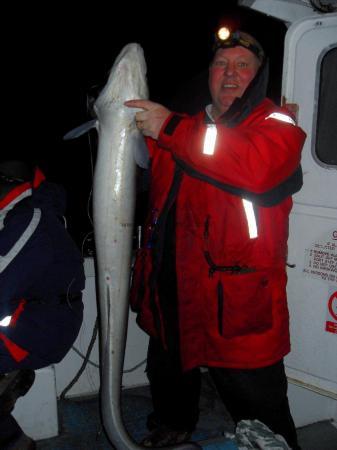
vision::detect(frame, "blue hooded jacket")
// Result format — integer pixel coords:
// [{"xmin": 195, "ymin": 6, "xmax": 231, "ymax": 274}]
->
[{"xmin": 0, "ymin": 179, "xmax": 85, "ymax": 370}]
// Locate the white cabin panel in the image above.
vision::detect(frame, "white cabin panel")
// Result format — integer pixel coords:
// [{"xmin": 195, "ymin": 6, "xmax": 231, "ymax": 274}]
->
[
  {"xmin": 239, "ymin": 0, "xmax": 317, "ymax": 24},
  {"xmin": 282, "ymin": 14, "xmax": 337, "ymax": 207},
  {"xmin": 281, "ymin": 12, "xmax": 337, "ymax": 416},
  {"xmin": 286, "ymin": 208, "xmax": 337, "ymax": 394}
]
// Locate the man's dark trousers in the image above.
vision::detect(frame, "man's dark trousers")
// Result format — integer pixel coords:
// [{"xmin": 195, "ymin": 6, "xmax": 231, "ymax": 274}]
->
[{"xmin": 146, "ymin": 338, "xmax": 300, "ymax": 450}]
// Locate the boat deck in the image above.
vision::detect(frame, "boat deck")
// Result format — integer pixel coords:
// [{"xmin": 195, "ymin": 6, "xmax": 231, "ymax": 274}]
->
[{"xmin": 36, "ymin": 374, "xmax": 337, "ymax": 450}]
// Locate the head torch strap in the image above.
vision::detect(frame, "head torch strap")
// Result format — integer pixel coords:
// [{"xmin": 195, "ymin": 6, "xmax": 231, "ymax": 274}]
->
[{"xmin": 214, "ymin": 30, "xmax": 264, "ymax": 61}]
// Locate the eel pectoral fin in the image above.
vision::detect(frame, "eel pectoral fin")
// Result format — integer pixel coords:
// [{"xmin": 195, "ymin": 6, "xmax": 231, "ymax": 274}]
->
[{"xmin": 63, "ymin": 119, "xmax": 98, "ymax": 140}]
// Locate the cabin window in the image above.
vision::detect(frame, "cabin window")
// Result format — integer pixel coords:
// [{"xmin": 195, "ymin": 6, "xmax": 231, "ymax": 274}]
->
[{"xmin": 315, "ymin": 47, "xmax": 337, "ymax": 167}]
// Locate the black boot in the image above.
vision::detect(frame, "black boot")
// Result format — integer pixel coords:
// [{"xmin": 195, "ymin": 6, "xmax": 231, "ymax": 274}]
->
[
  {"xmin": 0, "ymin": 370, "xmax": 36, "ymax": 449},
  {"xmin": 0, "ymin": 369, "xmax": 35, "ymax": 413},
  {"xmin": 0, "ymin": 415, "xmax": 36, "ymax": 450}
]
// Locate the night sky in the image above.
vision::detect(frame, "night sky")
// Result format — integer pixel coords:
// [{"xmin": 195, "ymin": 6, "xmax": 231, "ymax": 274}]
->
[{"xmin": 5, "ymin": 3, "xmax": 286, "ymax": 250}]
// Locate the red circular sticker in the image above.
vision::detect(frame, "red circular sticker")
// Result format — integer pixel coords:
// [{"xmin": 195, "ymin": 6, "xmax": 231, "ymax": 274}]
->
[{"xmin": 328, "ymin": 291, "xmax": 337, "ymax": 321}]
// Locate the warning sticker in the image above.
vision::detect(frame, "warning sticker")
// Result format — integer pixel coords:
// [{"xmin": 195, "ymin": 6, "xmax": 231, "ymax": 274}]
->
[
  {"xmin": 303, "ymin": 229, "xmax": 337, "ymax": 285},
  {"xmin": 326, "ymin": 287, "xmax": 337, "ymax": 335}
]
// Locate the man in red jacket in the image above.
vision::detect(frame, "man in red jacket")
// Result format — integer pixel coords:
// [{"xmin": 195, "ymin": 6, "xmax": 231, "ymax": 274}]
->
[{"xmin": 126, "ymin": 30, "xmax": 306, "ymax": 449}]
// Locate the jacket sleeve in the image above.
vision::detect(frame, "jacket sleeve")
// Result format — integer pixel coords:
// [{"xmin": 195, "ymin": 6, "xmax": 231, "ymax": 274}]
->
[{"xmin": 157, "ymin": 110, "xmax": 306, "ymax": 194}]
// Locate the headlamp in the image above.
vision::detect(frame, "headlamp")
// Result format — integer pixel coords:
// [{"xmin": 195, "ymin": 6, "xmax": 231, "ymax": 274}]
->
[
  {"xmin": 213, "ymin": 28, "xmax": 265, "ymax": 62},
  {"xmin": 217, "ymin": 26, "xmax": 231, "ymax": 41}
]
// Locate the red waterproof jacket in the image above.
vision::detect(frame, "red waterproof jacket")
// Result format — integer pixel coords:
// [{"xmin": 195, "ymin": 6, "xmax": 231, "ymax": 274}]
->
[{"xmin": 130, "ymin": 98, "xmax": 306, "ymax": 371}]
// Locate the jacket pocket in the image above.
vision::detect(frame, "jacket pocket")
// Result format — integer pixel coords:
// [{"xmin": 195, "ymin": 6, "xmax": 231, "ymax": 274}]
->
[{"xmin": 217, "ymin": 271, "xmax": 272, "ymax": 339}]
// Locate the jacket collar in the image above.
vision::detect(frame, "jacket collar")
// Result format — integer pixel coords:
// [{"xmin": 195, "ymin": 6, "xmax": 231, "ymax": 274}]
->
[
  {"xmin": 0, "ymin": 167, "xmax": 45, "ymax": 211},
  {"xmin": 0, "ymin": 184, "xmax": 32, "ymax": 210}
]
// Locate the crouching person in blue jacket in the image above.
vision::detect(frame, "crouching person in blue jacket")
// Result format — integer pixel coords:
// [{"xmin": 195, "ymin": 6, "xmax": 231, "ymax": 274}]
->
[{"xmin": 0, "ymin": 160, "xmax": 85, "ymax": 449}]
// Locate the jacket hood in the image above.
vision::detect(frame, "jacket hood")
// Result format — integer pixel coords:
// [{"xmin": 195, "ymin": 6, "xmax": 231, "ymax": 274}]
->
[{"xmin": 0, "ymin": 181, "xmax": 66, "ymax": 216}]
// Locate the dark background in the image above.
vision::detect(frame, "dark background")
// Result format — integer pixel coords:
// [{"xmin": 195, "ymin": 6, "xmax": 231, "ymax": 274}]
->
[{"xmin": 4, "ymin": 2, "xmax": 286, "ymax": 252}]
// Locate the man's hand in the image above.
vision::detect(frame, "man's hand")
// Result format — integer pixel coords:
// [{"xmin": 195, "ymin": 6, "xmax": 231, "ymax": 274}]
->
[{"xmin": 124, "ymin": 99, "xmax": 171, "ymax": 139}]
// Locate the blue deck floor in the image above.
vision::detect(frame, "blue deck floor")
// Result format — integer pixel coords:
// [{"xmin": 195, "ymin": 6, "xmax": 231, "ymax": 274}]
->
[{"xmin": 36, "ymin": 375, "xmax": 337, "ymax": 450}]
